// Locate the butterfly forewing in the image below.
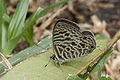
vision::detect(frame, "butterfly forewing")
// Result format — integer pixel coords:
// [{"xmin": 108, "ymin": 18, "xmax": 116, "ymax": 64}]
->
[{"xmin": 51, "ymin": 19, "xmax": 96, "ymax": 64}]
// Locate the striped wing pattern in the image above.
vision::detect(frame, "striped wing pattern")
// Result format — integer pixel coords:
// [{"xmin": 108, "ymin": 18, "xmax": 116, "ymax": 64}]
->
[{"xmin": 51, "ymin": 19, "xmax": 96, "ymax": 64}]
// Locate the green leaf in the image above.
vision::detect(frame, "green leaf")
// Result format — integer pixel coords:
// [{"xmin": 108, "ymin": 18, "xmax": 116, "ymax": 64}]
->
[
  {"xmin": 1, "ymin": 35, "xmax": 109, "ymax": 80},
  {"xmin": 95, "ymin": 35, "xmax": 106, "ymax": 40},
  {"xmin": 3, "ymin": 14, "xmax": 11, "ymax": 23},
  {"xmin": 23, "ymin": 0, "xmax": 68, "ymax": 46},
  {"xmin": 2, "ymin": 0, "xmax": 67, "ymax": 54},
  {"xmin": 37, "ymin": 0, "xmax": 68, "ymax": 18},
  {"xmin": 3, "ymin": 0, "xmax": 29, "ymax": 55},
  {"xmin": 0, "ymin": 36, "xmax": 52, "ymax": 77},
  {"xmin": 0, "ymin": 0, "xmax": 8, "ymax": 50},
  {"xmin": 8, "ymin": 0, "xmax": 29, "ymax": 40},
  {"xmin": 23, "ymin": 8, "xmax": 43, "ymax": 46},
  {"xmin": 2, "ymin": 35, "xmax": 21, "ymax": 56},
  {"xmin": 90, "ymin": 49, "xmax": 112, "ymax": 74},
  {"xmin": 97, "ymin": 65, "xmax": 101, "ymax": 80}
]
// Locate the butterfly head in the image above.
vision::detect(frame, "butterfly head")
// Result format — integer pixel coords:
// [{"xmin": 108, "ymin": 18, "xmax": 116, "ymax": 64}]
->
[{"xmin": 50, "ymin": 55, "xmax": 63, "ymax": 65}]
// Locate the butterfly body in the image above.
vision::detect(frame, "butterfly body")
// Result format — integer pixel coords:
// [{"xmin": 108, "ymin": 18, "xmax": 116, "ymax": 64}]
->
[{"xmin": 51, "ymin": 19, "xmax": 96, "ymax": 64}]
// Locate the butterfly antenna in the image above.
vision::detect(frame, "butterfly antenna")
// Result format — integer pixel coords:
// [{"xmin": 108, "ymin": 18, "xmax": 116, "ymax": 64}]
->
[
  {"xmin": 35, "ymin": 43, "xmax": 53, "ymax": 67},
  {"xmin": 45, "ymin": 59, "xmax": 51, "ymax": 67},
  {"xmin": 55, "ymin": 62, "xmax": 64, "ymax": 72}
]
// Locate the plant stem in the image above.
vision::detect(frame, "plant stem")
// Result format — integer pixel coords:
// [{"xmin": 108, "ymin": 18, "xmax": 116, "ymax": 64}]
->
[{"xmin": 0, "ymin": 52, "xmax": 12, "ymax": 69}]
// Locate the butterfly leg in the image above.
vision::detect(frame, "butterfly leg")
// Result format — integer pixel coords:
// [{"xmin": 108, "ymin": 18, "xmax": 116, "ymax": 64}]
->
[{"xmin": 50, "ymin": 54, "xmax": 64, "ymax": 71}]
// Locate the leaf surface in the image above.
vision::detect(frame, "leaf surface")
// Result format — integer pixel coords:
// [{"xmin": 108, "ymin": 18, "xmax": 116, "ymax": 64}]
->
[{"xmin": 1, "ymin": 35, "xmax": 109, "ymax": 80}]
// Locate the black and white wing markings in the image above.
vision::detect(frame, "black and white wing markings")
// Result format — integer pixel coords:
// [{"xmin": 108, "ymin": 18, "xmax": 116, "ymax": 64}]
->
[{"xmin": 51, "ymin": 19, "xmax": 96, "ymax": 64}]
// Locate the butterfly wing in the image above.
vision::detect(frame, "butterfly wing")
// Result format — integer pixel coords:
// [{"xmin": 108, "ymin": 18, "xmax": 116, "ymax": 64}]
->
[
  {"xmin": 81, "ymin": 30, "xmax": 96, "ymax": 54},
  {"xmin": 52, "ymin": 19, "xmax": 96, "ymax": 63},
  {"xmin": 53, "ymin": 19, "xmax": 82, "ymax": 62},
  {"xmin": 81, "ymin": 30, "xmax": 95, "ymax": 37}
]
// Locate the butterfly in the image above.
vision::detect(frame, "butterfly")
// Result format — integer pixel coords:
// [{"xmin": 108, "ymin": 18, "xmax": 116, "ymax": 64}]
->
[{"xmin": 50, "ymin": 19, "xmax": 96, "ymax": 65}]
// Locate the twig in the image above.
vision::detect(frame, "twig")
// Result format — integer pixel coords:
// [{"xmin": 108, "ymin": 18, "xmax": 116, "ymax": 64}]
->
[
  {"xmin": 0, "ymin": 52, "xmax": 12, "ymax": 69},
  {"xmin": 40, "ymin": 5, "xmax": 68, "ymax": 30},
  {"xmin": 75, "ymin": 30, "xmax": 120, "ymax": 75}
]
